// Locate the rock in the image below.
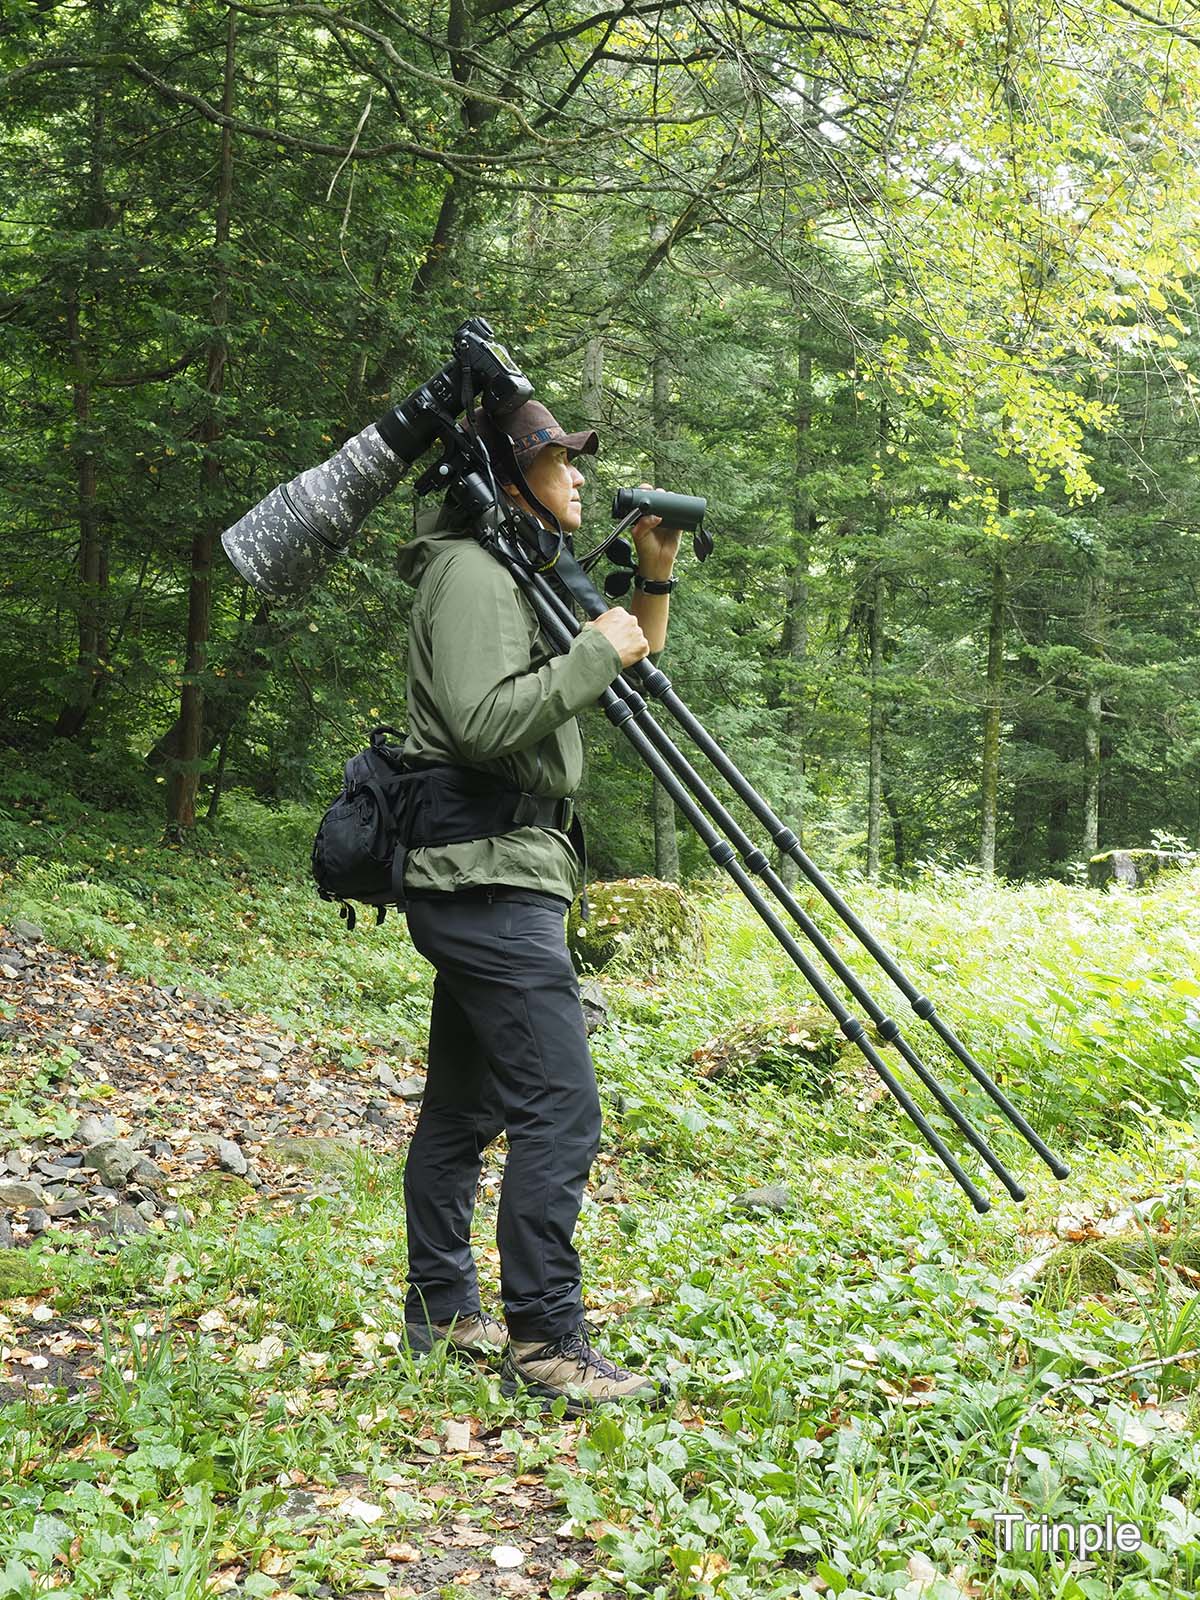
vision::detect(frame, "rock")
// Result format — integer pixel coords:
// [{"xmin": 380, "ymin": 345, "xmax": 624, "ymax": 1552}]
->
[
  {"xmin": 279, "ymin": 1489, "xmax": 321, "ymax": 1523},
  {"xmin": 0, "ymin": 1248, "xmax": 54, "ymax": 1300},
  {"xmin": 10, "ymin": 919, "xmax": 45, "ymax": 946},
  {"xmin": 75, "ymin": 1113, "xmax": 116, "ymax": 1148},
  {"xmin": 733, "ymin": 1184, "xmax": 794, "ymax": 1213},
  {"xmin": 49, "ymin": 1195, "xmax": 93, "ymax": 1219},
  {"xmin": 592, "ymin": 1177, "xmax": 620, "ymax": 1202},
  {"xmin": 364, "ymin": 1107, "xmax": 389, "ymax": 1129},
  {"xmin": 1088, "ymin": 848, "xmax": 1198, "ymax": 890},
  {"xmin": 100, "ymin": 1204, "xmax": 150, "ymax": 1239},
  {"xmin": 148, "ymin": 1140, "xmax": 172, "ymax": 1161},
  {"xmin": 129, "ymin": 1157, "xmax": 165, "ymax": 1188},
  {"xmin": 0, "ymin": 1182, "xmax": 46, "ymax": 1208},
  {"xmin": 567, "ymin": 878, "xmax": 706, "ymax": 976},
  {"xmin": 3, "ymin": 1152, "xmax": 30, "ymax": 1179},
  {"xmin": 34, "ymin": 1160, "xmax": 78, "ymax": 1182},
  {"xmin": 579, "ymin": 978, "xmax": 609, "ymax": 1034},
  {"xmin": 0, "ymin": 949, "xmax": 26, "ymax": 971},
  {"xmin": 161, "ymin": 1205, "xmax": 192, "ymax": 1227},
  {"xmin": 216, "ymin": 1139, "xmax": 248, "ymax": 1176},
  {"xmin": 174, "ymin": 1171, "xmax": 255, "ymax": 1207},
  {"xmin": 135, "ymin": 1200, "xmax": 158, "ymax": 1222},
  {"xmin": 0, "ymin": 1214, "xmax": 11, "ymax": 1248},
  {"xmin": 310, "ymin": 1110, "xmax": 336, "ymax": 1131},
  {"xmin": 375, "ymin": 1062, "xmax": 402, "ymax": 1093},
  {"xmin": 260, "ymin": 1135, "xmax": 361, "ymax": 1175},
  {"xmin": 394, "ymin": 1074, "xmax": 426, "ymax": 1102},
  {"xmin": 80, "ymin": 1140, "xmax": 141, "ymax": 1188},
  {"xmin": 26, "ymin": 1208, "xmax": 50, "ymax": 1235}
]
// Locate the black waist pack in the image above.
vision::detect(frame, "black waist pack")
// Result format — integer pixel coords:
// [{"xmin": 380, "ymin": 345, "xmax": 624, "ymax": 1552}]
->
[{"xmin": 311, "ymin": 725, "xmax": 577, "ymax": 930}]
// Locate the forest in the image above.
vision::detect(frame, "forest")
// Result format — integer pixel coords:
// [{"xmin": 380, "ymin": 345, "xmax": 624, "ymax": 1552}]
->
[
  {"xmin": 6, "ymin": 0, "xmax": 1200, "ymax": 877},
  {"xmin": 6, "ymin": 4, "xmax": 1200, "ymax": 1600}
]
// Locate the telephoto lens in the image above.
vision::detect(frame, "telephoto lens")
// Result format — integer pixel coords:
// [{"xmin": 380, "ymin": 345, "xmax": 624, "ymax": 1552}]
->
[{"xmin": 221, "ymin": 423, "xmax": 410, "ymax": 598}]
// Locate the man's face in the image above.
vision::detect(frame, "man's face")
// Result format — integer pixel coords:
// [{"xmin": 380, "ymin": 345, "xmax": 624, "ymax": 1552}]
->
[{"xmin": 514, "ymin": 445, "xmax": 585, "ymax": 532}]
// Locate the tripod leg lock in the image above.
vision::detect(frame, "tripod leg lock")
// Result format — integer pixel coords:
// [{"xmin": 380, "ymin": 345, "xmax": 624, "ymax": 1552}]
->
[
  {"xmin": 641, "ymin": 666, "xmax": 671, "ymax": 697},
  {"xmin": 742, "ymin": 847, "xmax": 769, "ymax": 874},
  {"xmin": 911, "ymin": 995, "xmax": 935, "ymax": 1020},
  {"xmin": 708, "ymin": 840, "xmax": 736, "ymax": 867},
  {"xmin": 773, "ymin": 827, "xmax": 799, "ymax": 852},
  {"xmin": 840, "ymin": 1018, "xmax": 866, "ymax": 1043},
  {"xmin": 877, "ymin": 1017, "xmax": 901, "ymax": 1042},
  {"xmin": 606, "ymin": 701, "xmax": 635, "ymax": 728}
]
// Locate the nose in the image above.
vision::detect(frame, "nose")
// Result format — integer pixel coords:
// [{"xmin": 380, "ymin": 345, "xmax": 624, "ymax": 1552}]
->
[{"xmin": 570, "ymin": 465, "xmax": 585, "ymax": 487}]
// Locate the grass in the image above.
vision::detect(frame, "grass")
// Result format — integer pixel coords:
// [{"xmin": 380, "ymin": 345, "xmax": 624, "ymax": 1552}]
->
[{"xmin": 3, "ymin": 759, "xmax": 1200, "ymax": 1595}]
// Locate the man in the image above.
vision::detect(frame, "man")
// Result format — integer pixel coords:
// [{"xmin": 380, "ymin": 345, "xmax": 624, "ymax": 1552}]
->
[{"xmin": 393, "ymin": 398, "xmax": 680, "ymax": 1413}]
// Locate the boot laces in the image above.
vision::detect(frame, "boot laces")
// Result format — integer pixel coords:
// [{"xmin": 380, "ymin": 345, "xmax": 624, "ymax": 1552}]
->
[{"xmin": 545, "ymin": 1323, "xmax": 624, "ymax": 1381}]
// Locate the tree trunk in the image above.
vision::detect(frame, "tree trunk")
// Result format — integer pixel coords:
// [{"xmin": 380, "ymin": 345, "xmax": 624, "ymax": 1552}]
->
[
  {"xmin": 164, "ymin": 9, "xmax": 237, "ymax": 842},
  {"xmin": 778, "ymin": 330, "xmax": 813, "ymax": 887},
  {"xmin": 1083, "ymin": 571, "xmax": 1105, "ymax": 857},
  {"xmin": 648, "ymin": 241, "xmax": 679, "ymax": 880},
  {"xmin": 866, "ymin": 565, "xmax": 884, "ymax": 880},
  {"xmin": 882, "ymin": 773, "xmax": 905, "ymax": 870},
  {"xmin": 979, "ymin": 552, "xmax": 1007, "ymax": 875},
  {"xmin": 865, "ymin": 398, "xmax": 888, "ymax": 881},
  {"xmin": 53, "ymin": 39, "xmax": 109, "ymax": 740},
  {"xmin": 579, "ymin": 333, "xmax": 605, "ymax": 522}
]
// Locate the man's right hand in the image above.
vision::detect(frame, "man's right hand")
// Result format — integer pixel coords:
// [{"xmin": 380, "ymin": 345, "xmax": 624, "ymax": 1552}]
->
[{"xmin": 587, "ymin": 608, "xmax": 649, "ymax": 669}]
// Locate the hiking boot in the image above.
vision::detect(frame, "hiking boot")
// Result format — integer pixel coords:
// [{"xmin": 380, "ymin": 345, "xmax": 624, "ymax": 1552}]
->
[
  {"xmin": 500, "ymin": 1322, "xmax": 668, "ymax": 1416},
  {"xmin": 402, "ymin": 1310, "xmax": 507, "ymax": 1363}
]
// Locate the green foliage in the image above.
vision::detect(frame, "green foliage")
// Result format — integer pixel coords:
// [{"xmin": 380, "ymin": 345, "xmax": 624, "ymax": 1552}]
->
[{"xmin": 4, "ymin": 830, "xmax": 1200, "ymax": 1593}]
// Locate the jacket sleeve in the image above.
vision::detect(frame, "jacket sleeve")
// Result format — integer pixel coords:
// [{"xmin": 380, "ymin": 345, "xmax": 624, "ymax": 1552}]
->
[{"xmin": 425, "ymin": 547, "xmax": 623, "ymax": 764}]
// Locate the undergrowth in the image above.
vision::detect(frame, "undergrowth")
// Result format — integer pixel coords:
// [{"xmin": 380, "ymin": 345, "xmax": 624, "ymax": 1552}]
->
[{"xmin": 2, "ymin": 758, "xmax": 1200, "ymax": 1595}]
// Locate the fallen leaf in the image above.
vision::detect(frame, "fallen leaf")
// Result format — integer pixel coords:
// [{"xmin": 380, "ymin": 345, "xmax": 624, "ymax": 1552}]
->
[
  {"xmin": 237, "ymin": 1334, "xmax": 285, "ymax": 1369},
  {"xmin": 689, "ymin": 1552, "xmax": 731, "ymax": 1581},
  {"xmin": 442, "ymin": 1419, "xmax": 473, "ymax": 1453},
  {"xmin": 339, "ymin": 1496, "xmax": 386, "ymax": 1524}
]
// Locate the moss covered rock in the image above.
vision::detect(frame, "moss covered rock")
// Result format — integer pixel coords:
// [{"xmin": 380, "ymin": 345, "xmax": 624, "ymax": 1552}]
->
[
  {"xmin": 259, "ymin": 1135, "xmax": 361, "ymax": 1175},
  {"xmin": 174, "ymin": 1170, "xmax": 256, "ymax": 1208},
  {"xmin": 567, "ymin": 878, "xmax": 706, "ymax": 977},
  {"xmin": 0, "ymin": 1248, "xmax": 55, "ymax": 1301},
  {"xmin": 1088, "ymin": 849, "xmax": 1196, "ymax": 890},
  {"xmin": 691, "ymin": 1006, "xmax": 844, "ymax": 1095}
]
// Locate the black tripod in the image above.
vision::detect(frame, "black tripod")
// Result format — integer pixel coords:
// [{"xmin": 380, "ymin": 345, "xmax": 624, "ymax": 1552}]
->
[{"xmin": 472, "ymin": 509, "xmax": 1070, "ymax": 1215}]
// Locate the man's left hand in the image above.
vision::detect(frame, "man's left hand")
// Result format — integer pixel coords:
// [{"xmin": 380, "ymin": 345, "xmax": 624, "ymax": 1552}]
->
[{"xmin": 630, "ymin": 482, "xmax": 683, "ymax": 579}]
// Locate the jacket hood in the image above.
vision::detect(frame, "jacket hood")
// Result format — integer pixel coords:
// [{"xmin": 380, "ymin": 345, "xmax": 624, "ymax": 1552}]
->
[{"xmin": 395, "ymin": 502, "xmax": 473, "ymax": 586}]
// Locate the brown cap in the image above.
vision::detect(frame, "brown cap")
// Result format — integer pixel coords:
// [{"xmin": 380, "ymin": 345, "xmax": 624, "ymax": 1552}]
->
[{"xmin": 473, "ymin": 399, "xmax": 598, "ymax": 475}]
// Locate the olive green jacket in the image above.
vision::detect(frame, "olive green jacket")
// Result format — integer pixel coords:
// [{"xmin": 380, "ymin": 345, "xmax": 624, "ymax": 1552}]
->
[{"xmin": 394, "ymin": 507, "xmax": 622, "ymax": 902}]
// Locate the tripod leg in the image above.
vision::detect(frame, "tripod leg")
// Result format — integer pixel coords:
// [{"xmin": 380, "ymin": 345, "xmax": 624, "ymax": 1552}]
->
[
  {"xmin": 522, "ymin": 566, "xmax": 1036, "ymax": 1195},
  {"xmin": 509, "ymin": 565, "xmax": 993, "ymax": 1211},
  {"xmin": 631, "ymin": 661, "xmax": 1068, "ymax": 1180}
]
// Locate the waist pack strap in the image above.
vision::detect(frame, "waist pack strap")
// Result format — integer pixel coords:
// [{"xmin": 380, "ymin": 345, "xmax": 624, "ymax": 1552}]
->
[{"xmin": 405, "ymin": 778, "xmax": 574, "ymax": 847}]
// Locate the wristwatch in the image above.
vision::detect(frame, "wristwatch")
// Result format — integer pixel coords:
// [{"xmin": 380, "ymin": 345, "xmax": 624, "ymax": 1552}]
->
[{"xmin": 633, "ymin": 570, "xmax": 678, "ymax": 594}]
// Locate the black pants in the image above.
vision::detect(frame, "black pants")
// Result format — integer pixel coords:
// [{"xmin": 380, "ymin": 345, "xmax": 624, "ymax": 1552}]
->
[{"xmin": 402, "ymin": 889, "xmax": 601, "ymax": 1343}]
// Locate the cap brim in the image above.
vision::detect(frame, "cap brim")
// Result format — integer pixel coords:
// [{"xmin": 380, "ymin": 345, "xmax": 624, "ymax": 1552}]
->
[{"xmin": 562, "ymin": 429, "xmax": 598, "ymax": 458}]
